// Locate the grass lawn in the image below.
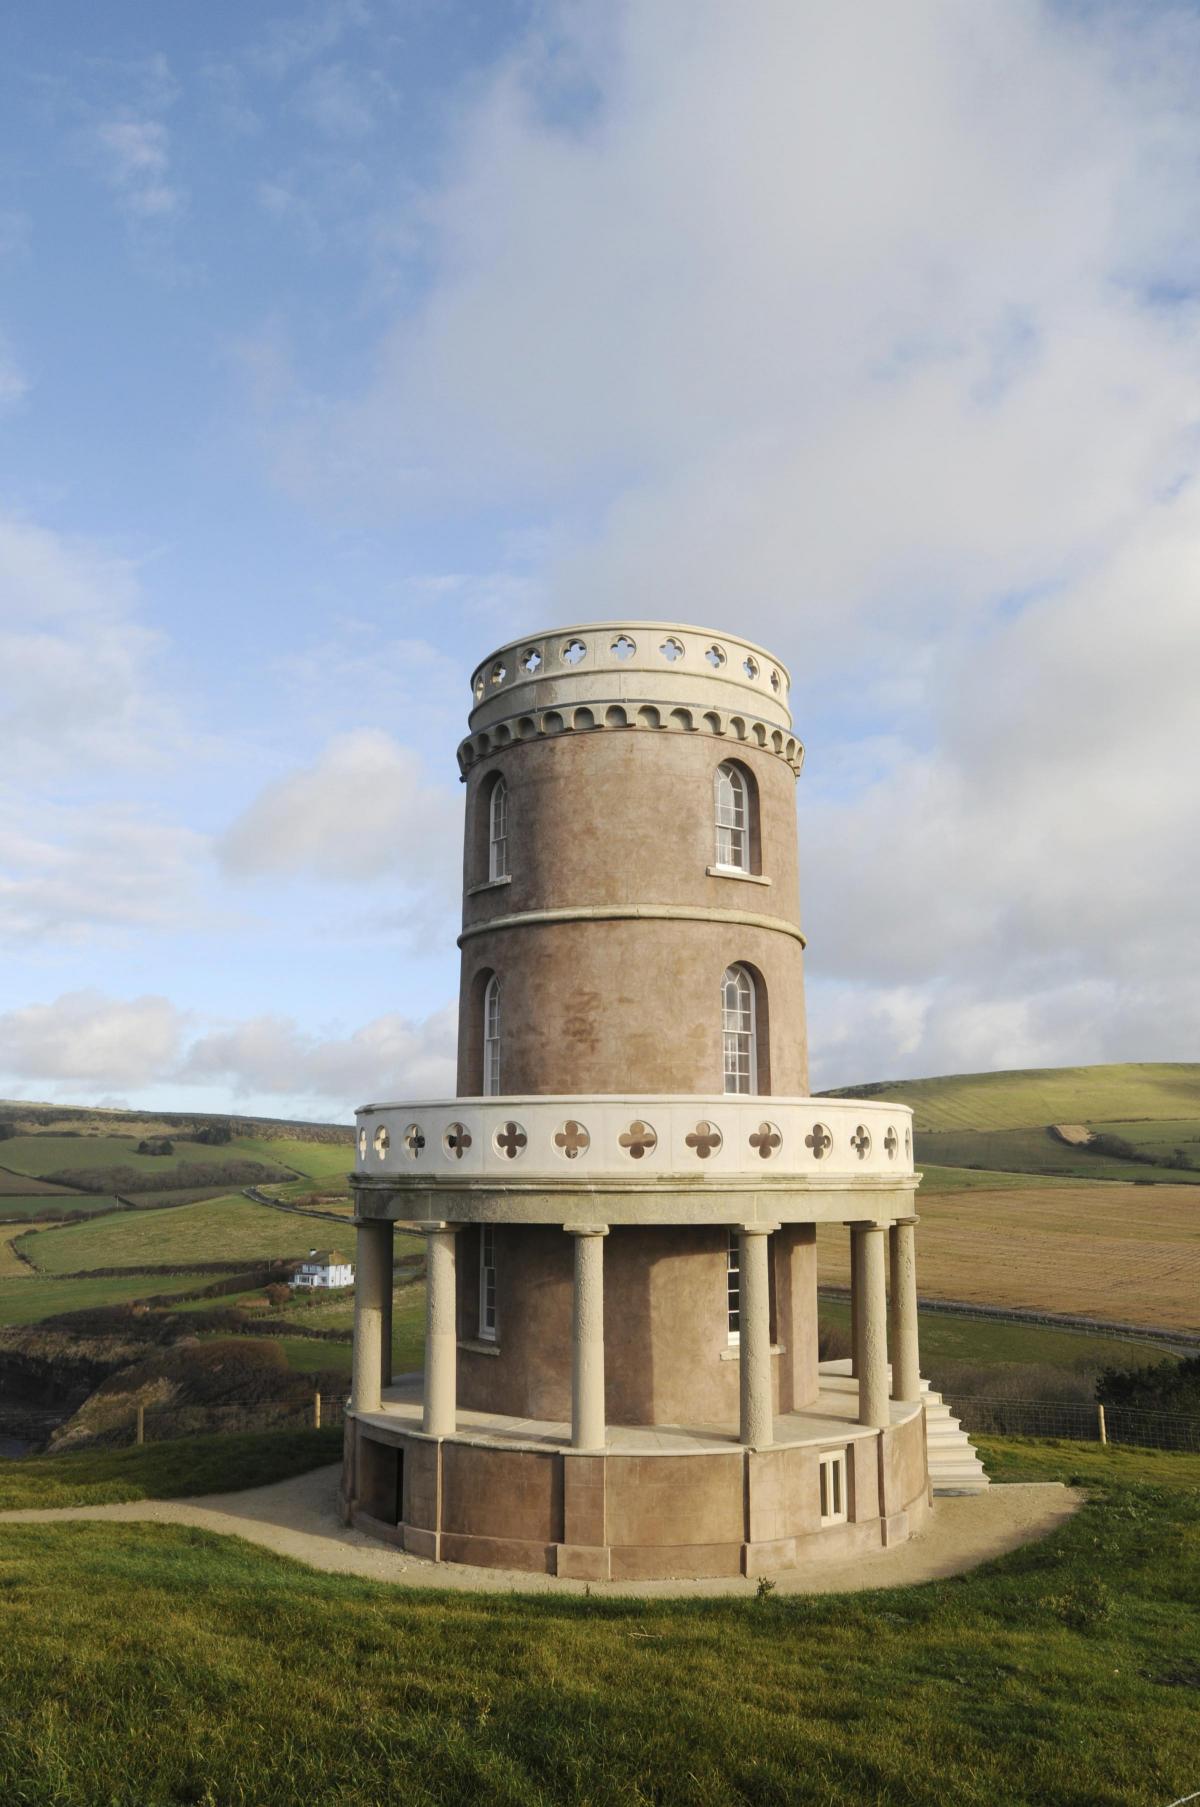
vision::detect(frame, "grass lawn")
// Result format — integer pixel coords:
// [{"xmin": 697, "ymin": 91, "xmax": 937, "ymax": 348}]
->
[
  {"xmin": 817, "ymin": 1299, "xmax": 1171, "ymax": 1372},
  {"xmin": 0, "ymin": 1170, "xmax": 84, "ymax": 1198},
  {"xmin": 0, "ymin": 1270, "xmax": 217, "ymax": 1329},
  {"xmin": 826, "ymin": 1061, "xmax": 1200, "ymax": 1132},
  {"xmin": 0, "ymin": 1441, "xmax": 1196, "ymax": 1806},
  {"xmin": 0, "ymin": 1427, "xmax": 343, "ymax": 1510},
  {"xmin": 17, "ymin": 1192, "xmax": 341, "ymax": 1276}
]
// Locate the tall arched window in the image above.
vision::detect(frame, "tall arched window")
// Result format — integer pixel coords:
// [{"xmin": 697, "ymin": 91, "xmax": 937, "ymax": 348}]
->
[
  {"xmin": 483, "ymin": 974, "xmax": 501, "ymax": 1095},
  {"xmin": 722, "ymin": 964, "xmax": 756, "ymax": 1093},
  {"xmin": 489, "ymin": 777, "xmax": 509, "ymax": 881},
  {"xmin": 714, "ymin": 762, "xmax": 749, "ymax": 871}
]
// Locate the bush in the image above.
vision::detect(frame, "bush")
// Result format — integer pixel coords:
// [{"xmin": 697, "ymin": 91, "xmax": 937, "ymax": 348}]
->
[
  {"xmin": 1097, "ymin": 1353, "xmax": 1200, "ymax": 1414},
  {"xmin": 264, "ymin": 1283, "xmax": 292, "ymax": 1309}
]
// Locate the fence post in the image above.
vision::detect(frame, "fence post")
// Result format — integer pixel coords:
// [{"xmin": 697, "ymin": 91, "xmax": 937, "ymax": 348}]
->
[
  {"xmin": 135, "ymin": 1404, "xmax": 145, "ymax": 1446},
  {"xmin": 313, "ymin": 1391, "xmax": 321, "ymax": 1431},
  {"xmin": 1097, "ymin": 1403, "xmax": 1107, "ymax": 1445}
]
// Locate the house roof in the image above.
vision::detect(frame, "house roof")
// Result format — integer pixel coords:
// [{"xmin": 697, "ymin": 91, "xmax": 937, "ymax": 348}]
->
[{"xmin": 301, "ymin": 1250, "xmax": 348, "ymax": 1266}]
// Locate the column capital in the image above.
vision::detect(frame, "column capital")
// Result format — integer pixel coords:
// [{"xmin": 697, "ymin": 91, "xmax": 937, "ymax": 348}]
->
[
  {"xmin": 413, "ymin": 1220, "xmax": 465, "ymax": 1234},
  {"xmin": 891, "ymin": 1214, "xmax": 920, "ymax": 1228},
  {"xmin": 844, "ymin": 1218, "xmax": 888, "ymax": 1231},
  {"xmin": 736, "ymin": 1222, "xmax": 780, "ymax": 1236},
  {"xmin": 565, "ymin": 1223, "xmax": 610, "ymax": 1237}
]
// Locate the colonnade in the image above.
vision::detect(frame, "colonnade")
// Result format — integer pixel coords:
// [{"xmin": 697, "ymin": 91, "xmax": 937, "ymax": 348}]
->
[{"xmin": 349, "ymin": 1214, "xmax": 922, "ymax": 1446}]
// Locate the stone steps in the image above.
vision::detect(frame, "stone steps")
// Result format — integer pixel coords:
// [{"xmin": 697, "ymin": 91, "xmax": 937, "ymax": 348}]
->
[{"xmin": 817, "ymin": 1360, "xmax": 990, "ymax": 1495}]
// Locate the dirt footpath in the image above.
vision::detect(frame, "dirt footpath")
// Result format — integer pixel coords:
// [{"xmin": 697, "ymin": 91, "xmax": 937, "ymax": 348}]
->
[{"xmin": 0, "ymin": 1467, "xmax": 1080, "ymax": 1597}]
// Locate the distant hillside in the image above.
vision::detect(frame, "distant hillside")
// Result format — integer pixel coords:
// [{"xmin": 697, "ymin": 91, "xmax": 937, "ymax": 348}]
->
[
  {"xmin": 0, "ymin": 1101, "xmax": 353, "ymax": 1147},
  {"xmin": 820, "ymin": 1062, "xmax": 1200, "ymax": 1133}
]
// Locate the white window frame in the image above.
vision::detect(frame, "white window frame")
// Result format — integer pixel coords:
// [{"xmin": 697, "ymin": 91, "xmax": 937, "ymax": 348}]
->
[
  {"xmin": 726, "ymin": 1228, "xmax": 741, "ymax": 1346},
  {"xmin": 488, "ymin": 778, "xmax": 509, "ymax": 881},
  {"xmin": 479, "ymin": 1223, "xmax": 497, "ymax": 1342},
  {"xmin": 819, "ymin": 1451, "xmax": 848, "ymax": 1525},
  {"xmin": 483, "ymin": 974, "xmax": 501, "ymax": 1096},
  {"xmin": 714, "ymin": 762, "xmax": 749, "ymax": 872},
  {"xmin": 722, "ymin": 964, "xmax": 757, "ymax": 1094}
]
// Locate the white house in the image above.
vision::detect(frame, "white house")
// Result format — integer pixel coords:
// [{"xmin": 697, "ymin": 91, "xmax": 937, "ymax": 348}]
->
[{"xmin": 291, "ymin": 1249, "xmax": 354, "ymax": 1290}]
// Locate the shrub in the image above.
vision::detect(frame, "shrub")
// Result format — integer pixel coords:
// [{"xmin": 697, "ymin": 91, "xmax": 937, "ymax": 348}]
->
[{"xmin": 1097, "ymin": 1354, "xmax": 1200, "ymax": 1414}]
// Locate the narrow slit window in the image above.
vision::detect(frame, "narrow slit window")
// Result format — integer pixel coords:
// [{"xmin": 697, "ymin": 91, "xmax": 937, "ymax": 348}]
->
[
  {"xmin": 714, "ymin": 762, "xmax": 749, "ymax": 871},
  {"xmin": 479, "ymin": 1224, "xmax": 497, "ymax": 1341},
  {"xmin": 819, "ymin": 1451, "xmax": 847, "ymax": 1525},
  {"xmin": 722, "ymin": 965, "xmax": 756, "ymax": 1093},
  {"xmin": 726, "ymin": 1229, "xmax": 740, "ymax": 1345},
  {"xmin": 483, "ymin": 975, "xmax": 501, "ymax": 1096},
  {"xmin": 489, "ymin": 778, "xmax": 509, "ymax": 881}
]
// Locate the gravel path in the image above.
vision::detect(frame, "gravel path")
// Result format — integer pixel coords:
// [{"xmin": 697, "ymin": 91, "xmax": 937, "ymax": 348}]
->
[{"xmin": 0, "ymin": 1468, "xmax": 1080, "ymax": 1597}]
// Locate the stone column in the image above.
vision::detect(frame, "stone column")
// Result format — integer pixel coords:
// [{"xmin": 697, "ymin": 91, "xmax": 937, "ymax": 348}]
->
[
  {"xmin": 422, "ymin": 1223, "xmax": 459, "ymax": 1438},
  {"xmin": 888, "ymin": 1216, "xmax": 921, "ymax": 1404},
  {"xmin": 738, "ymin": 1225, "xmax": 776, "ymax": 1447},
  {"xmin": 852, "ymin": 1222, "xmax": 889, "ymax": 1429},
  {"xmin": 380, "ymin": 1224, "xmax": 394, "ymax": 1391},
  {"xmin": 570, "ymin": 1226, "xmax": 609, "ymax": 1450},
  {"xmin": 848, "ymin": 1224, "xmax": 861, "ymax": 1376},
  {"xmin": 350, "ymin": 1218, "xmax": 391, "ymax": 1416}
]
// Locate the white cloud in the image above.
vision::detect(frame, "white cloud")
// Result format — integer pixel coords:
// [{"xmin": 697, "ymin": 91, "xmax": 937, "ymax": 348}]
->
[
  {"xmin": 0, "ymin": 990, "xmax": 458, "ymax": 1118},
  {"xmin": 218, "ymin": 729, "xmax": 463, "ymax": 891},
  {"xmin": 0, "ymin": 514, "xmax": 171, "ymax": 777},
  {"xmin": 0, "ymin": 803, "xmax": 207, "ymax": 943},
  {"xmin": 93, "ymin": 116, "xmax": 180, "ymax": 219},
  {"xmin": 0, "ymin": 990, "xmax": 186, "ymax": 1088},
  {"xmin": 245, "ymin": 0, "xmax": 1200, "ymax": 1083}
]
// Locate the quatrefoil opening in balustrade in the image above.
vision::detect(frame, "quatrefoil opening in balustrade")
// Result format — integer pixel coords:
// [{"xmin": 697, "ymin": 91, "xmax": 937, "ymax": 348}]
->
[
  {"xmin": 611, "ymin": 634, "xmax": 636, "ymax": 661},
  {"xmin": 749, "ymin": 1122, "xmax": 782, "ymax": 1160},
  {"xmin": 493, "ymin": 1120, "xmax": 527, "ymax": 1160},
  {"xmin": 561, "ymin": 637, "xmax": 587, "ymax": 666},
  {"xmin": 884, "ymin": 1126, "xmax": 899, "ymax": 1160},
  {"xmin": 402, "ymin": 1124, "xmax": 425, "ymax": 1160},
  {"xmin": 519, "ymin": 646, "xmax": 542, "ymax": 674},
  {"xmin": 659, "ymin": 636, "xmax": 684, "ymax": 662},
  {"xmin": 554, "ymin": 1120, "xmax": 590, "ymax": 1160},
  {"xmin": 705, "ymin": 643, "xmax": 726, "ymax": 669},
  {"xmin": 619, "ymin": 1119, "xmax": 657, "ymax": 1160},
  {"xmin": 373, "ymin": 1125, "xmax": 390, "ymax": 1160},
  {"xmin": 743, "ymin": 655, "xmax": 759, "ymax": 679},
  {"xmin": 443, "ymin": 1122, "xmax": 473, "ymax": 1160},
  {"xmin": 850, "ymin": 1125, "xmax": 872, "ymax": 1160},
  {"xmin": 770, "ymin": 668, "xmax": 782, "ymax": 693},
  {"xmin": 685, "ymin": 1120, "xmax": 723, "ymax": 1159},
  {"xmin": 490, "ymin": 660, "xmax": 507, "ymax": 685},
  {"xmin": 805, "ymin": 1123, "xmax": 833, "ymax": 1160},
  {"xmin": 357, "ymin": 1128, "xmax": 368, "ymax": 1161},
  {"xmin": 905, "ymin": 1127, "xmax": 912, "ymax": 1160}
]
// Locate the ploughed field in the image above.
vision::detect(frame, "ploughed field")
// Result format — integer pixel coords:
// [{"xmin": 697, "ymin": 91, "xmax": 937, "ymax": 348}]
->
[{"xmin": 822, "ymin": 1062, "xmax": 1200, "ymax": 1335}]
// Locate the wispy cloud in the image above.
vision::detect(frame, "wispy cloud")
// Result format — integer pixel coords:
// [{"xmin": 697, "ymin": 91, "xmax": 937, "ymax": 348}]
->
[{"xmin": 93, "ymin": 116, "xmax": 181, "ymax": 219}]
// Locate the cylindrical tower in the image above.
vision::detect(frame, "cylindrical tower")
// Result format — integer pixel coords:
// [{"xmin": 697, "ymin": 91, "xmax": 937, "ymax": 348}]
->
[{"xmin": 344, "ymin": 622, "xmax": 929, "ymax": 1581}]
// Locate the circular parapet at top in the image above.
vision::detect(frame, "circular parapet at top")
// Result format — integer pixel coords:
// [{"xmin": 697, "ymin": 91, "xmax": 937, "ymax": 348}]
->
[{"xmin": 467, "ymin": 622, "xmax": 793, "ymax": 735}]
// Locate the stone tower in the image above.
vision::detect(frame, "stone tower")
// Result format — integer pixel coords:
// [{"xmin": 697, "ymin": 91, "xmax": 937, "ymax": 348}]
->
[{"xmin": 344, "ymin": 622, "xmax": 928, "ymax": 1579}]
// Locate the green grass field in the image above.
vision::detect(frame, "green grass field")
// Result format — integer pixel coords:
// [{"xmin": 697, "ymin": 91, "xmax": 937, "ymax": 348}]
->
[
  {"xmin": 827, "ymin": 1060, "xmax": 1200, "ymax": 1132},
  {"xmin": 916, "ymin": 1123, "xmax": 1200, "ymax": 1183},
  {"xmin": 0, "ymin": 1271, "xmax": 220, "ymax": 1328},
  {"xmin": 233, "ymin": 1136, "xmax": 353, "ymax": 1181},
  {"xmin": 0, "ymin": 1134, "xmax": 256, "ymax": 1178},
  {"xmin": 0, "ymin": 1169, "xmax": 84, "ymax": 1197},
  {"xmin": 0, "ymin": 1192, "xmax": 123, "ymax": 1220},
  {"xmin": 16, "ymin": 1193, "xmax": 347, "ymax": 1276},
  {"xmin": 818, "ymin": 1298, "xmax": 1170, "ymax": 1371},
  {"xmin": 915, "ymin": 1163, "xmax": 1077, "ymax": 1193},
  {"xmin": 0, "ymin": 1427, "xmax": 343, "ymax": 1510},
  {"xmin": 0, "ymin": 1440, "xmax": 1195, "ymax": 1806}
]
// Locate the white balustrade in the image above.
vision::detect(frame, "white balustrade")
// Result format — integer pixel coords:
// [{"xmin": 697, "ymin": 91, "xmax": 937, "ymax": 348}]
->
[{"xmin": 354, "ymin": 1095, "xmax": 914, "ymax": 1186}]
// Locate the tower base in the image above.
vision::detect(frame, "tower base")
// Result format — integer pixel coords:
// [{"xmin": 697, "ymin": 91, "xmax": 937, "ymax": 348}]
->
[{"xmin": 341, "ymin": 1375, "xmax": 929, "ymax": 1581}]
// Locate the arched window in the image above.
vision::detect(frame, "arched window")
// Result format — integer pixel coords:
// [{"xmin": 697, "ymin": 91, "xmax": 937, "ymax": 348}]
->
[
  {"xmin": 489, "ymin": 777, "xmax": 509, "ymax": 881},
  {"xmin": 714, "ymin": 762, "xmax": 749, "ymax": 871},
  {"xmin": 722, "ymin": 964, "xmax": 756, "ymax": 1093},
  {"xmin": 483, "ymin": 974, "xmax": 501, "ymax": 1095}
]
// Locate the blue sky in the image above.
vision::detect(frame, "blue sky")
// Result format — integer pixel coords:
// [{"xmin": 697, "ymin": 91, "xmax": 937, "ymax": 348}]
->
[{"xmin": 2, "ymin": 1, "xmax": 1199, "ymax": 1120}]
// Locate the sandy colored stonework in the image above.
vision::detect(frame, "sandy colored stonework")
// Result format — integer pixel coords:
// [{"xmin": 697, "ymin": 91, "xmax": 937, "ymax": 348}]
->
[{"xmin": 0, "ymin": 1465, "xmax": 1080, "ymax": 1598}]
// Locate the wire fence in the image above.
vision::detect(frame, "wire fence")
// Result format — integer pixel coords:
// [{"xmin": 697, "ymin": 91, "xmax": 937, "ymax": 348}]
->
[{"xmin": 949, "ymin": 1395, "xmax": 1200, "ymax": 1452}]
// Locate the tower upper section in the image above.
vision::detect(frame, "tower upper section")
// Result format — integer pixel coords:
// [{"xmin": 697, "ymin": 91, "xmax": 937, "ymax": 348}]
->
[
  {"xmin": 455, "ymin": 619, "xmax": 809, "ymax": 1098},
  {"xmin": 460, "ymin": 621, "xmax": 801, "ymax": 777}
]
